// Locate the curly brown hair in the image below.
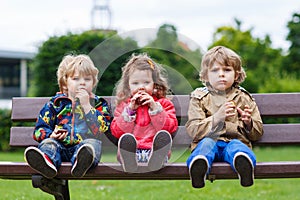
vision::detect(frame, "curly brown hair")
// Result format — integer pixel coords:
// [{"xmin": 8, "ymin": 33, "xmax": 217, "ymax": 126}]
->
[
  {"xmin": 114, "ymin": 53, "xmax": 170, "ymax": 105},
  {"xmin": 200, "ymin": 46, "xmax": 246, "ymax": 87}
]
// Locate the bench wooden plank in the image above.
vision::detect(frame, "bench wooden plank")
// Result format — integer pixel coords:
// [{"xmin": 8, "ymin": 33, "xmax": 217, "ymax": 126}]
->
[
  {"xmin": 11, "ymin": 97, "xmax": 49, "ymax": 122},
  {"xmin": 256, "ymin": 124, "xmax": 300, "ymax": 145},
  {"xmin": 8, "ymin": 126, "xmax": 192, "ymax": 147},
  {"xmin": 253, "ymin": 93, "xmax": 300, "ymax": 117},
  {"xmin": 1, "ymin": 161, "xmax": 300, "ymax": 180},
  {"xmin": 11, "ymin": 93, "xmax": 300, "ymax": 121},
  {"xmin": 10, "ymin": 124, "xmax": 300, "ymax": 147}
]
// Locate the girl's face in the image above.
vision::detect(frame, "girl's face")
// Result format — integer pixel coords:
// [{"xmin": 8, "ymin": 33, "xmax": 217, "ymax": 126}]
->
[
  {"xmin": 66, "ymin": 69, "xmax": 94, "ymax": 100},
  {"xmin": 128, "ymin": 69, "xmax": 154, "ymax": 96},
  {"xmin": 207, "ymin": 63, "xmax": 237, "ymax": 91}
]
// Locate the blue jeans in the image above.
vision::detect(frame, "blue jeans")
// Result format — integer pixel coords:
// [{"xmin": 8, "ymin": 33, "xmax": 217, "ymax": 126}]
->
[
  {"xmin": 38, "ymin": 138, "xmax": 102, "ymax": 169},
  {"xmin": 186, "ymin": 138, "xmax": 256, "ymax": 173}
]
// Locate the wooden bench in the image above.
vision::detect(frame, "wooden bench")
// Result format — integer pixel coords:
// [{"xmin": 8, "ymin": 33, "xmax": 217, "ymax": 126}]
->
[{"xmin": 1, "ymin": 93, "xmax": 300, "ymax": 200}]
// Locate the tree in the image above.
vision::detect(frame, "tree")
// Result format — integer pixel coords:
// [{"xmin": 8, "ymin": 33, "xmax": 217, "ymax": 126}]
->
[
  {"xmin": 284, "ymin": 12, "xmax": 300, "ymax": 76},
  {"xmin": 145, "ymin": 24, "xmax": 203, "ymax": 94},
  {"xmin": 210, "ymin": 19, "xmax": 284, "ymax": 93},
  {"xmin": 28, "ymin": 30, "xmax": 138, "ymax": 97}
]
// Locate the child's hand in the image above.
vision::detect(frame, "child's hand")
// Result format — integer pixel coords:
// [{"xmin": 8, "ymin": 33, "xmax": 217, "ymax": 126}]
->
[
  {"xmin": 50, "ymin": 126, "xmax": 68, "ymax": 141},
  {"xmin": 129, "ymin": 92, "xmax": 143, "ymax": 110},
  {"xmin": 225, "ymin": 101, "xmax": 236, "ymax": 119},
  {"xmin": 75, "ymin": 88, "xmax": 92, "ymax": 113},
  {"xmin": 129, "ymin": 91, "xmax": 156, "ymax": 110},
  {"xmin": 138, "ymin": 91, "xmax": 157, "ymax": 110},
  {"xmin": 237, "ymin": 105, "xmax": 252, "ymax": 130},
  {"xmin": 213, "ymin": 101, "xmax": 236, "ymax": 125}
]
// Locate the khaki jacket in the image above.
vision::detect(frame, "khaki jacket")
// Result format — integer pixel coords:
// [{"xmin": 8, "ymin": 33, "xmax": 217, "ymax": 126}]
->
[{"xmin": 185, "ymin": 87, "xmax": 264, "ymax": 151}]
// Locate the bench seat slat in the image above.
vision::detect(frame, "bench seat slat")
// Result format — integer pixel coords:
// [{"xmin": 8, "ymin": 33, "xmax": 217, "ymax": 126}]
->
[{"xmin": 1, "ymin": 161, "xmax": 300, "ymax": 180}]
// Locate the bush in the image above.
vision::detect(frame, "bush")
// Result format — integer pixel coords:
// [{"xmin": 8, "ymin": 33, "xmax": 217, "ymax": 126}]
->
[{"xmin": 0, "ymin": 109, "xmax": 11, "ymax": 151}]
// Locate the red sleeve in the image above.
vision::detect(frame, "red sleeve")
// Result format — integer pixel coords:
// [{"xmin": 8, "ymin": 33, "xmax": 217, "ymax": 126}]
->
[
  {"xmin": 110, "ymin": 102, "xmax": 135, "ymax": 139},
  {"xmin": 150, "ymin": 98, "xmax": 178, "ymax": 134}
]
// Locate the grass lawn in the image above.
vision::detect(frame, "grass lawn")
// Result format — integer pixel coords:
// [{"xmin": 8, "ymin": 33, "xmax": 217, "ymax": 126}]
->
[{"xmin": 1, "ymin": 146, "xmax": 300, "ymax": 200}]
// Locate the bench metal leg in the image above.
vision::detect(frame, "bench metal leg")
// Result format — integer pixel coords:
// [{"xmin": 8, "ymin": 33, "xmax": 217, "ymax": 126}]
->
[{"xmin": 31, "ymin": 175, "xmax": 70, "ymax": 200}]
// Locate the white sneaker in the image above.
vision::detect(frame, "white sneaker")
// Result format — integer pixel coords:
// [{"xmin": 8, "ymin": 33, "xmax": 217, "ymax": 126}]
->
[
  {"xmin": 118, "ymin": 133, "xmax": 138, "ymax": 173},
  {"xmin": 148, "ymin": 131, "xmax": 172, "ymax": 171},
  {"xmin": 189, "ymin": 155, "xmax": 209, "ymax": 188},
  {"xmin": 233, "ymin": 152, "xmax": 254, "ymax": 187},
  {"xmin": 24, "ymin": 146, "xmax": 57, "ymax": 179},
  {"xmin": 71, "ymin": 144, "xmax": 95, "ymax": 177}
]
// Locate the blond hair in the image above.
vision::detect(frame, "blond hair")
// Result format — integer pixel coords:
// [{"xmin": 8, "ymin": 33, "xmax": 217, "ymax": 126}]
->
[
  {"xmin": 200, "ymin": 46, "xmax": 246, "ymax": 87},
  {"xmin": 57, "ymin": 54, "xmax": 99, "ymax": 94},
  {"xmin": 114, "ymin": 53, "xmax": 169, "ymax": 105}
]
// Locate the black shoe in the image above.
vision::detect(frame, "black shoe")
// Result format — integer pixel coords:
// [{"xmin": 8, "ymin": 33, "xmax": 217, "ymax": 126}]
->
[
  {"xmin": 148, "ymin": 131, "xmax": 172, "ymax": 171},
  {"xmin": 118, "ymin": 133, "xmax": 138, "ymax": 173},
  {"xmin": 234, "ymin": 152, "xmax": 254, "ymax": 187},
  {"xmin": 24, "ymin": 146, "xmax": 57, "ymax": 179},
  {"xmin": 189, "ymin": 155, "xmax": 208, "ymax": 188},
  {"xmin": 71, "ymin": 144, "xmax": 95, "ymax": 177}
]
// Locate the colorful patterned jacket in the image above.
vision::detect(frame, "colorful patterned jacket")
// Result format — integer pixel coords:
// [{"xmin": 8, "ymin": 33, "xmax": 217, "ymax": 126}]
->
[{"xmin": 33, "ymin": 92, "xmax": 111, "ymax": 146}]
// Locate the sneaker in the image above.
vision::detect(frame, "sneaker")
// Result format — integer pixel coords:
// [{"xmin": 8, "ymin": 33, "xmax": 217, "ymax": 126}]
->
[
  {"xmin": 71, "ymin": 144, "xmax": 95, "ymax": 177},
  {"xmin": 148, "ymin": 131, "xmax": 172, "ymax": 171},
  {"xmin": 24, "ymin": 146, "xmax": 57, "ymax": 179},
  {"xmin": 118, "ymin": 133, "xmax": 138, "ymax": 173},
  {"xmin": 189, "ymin": 155, "xmax": 209, "ymax": 188},
  {"xmin": 233, "ymin": 152, "xmax": 254, "ymax": 187}
]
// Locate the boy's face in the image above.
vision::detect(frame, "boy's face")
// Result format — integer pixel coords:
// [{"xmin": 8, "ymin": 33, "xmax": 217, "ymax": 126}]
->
[
  {"xmin": 207, "ymin": 63, "xmax": 237, "ymax": 91},
  {"xmin": 66, "ymin": 69, "xmax": 94, "ymax": 100},
  {"xmin": 128, "ymin": 69, "xmax": 154, "ymax": 96}
]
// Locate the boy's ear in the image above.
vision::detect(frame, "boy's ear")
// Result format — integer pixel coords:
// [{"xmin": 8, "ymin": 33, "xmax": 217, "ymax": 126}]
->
[{"xmin": 235, "ymin": 72, "xmax": 240, "ymax": 80}]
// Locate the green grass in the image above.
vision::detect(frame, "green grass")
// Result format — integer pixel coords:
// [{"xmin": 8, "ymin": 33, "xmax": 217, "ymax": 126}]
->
[{"xmin": 1, "ymin": 146, "xmax": 300, "ymax": 200}]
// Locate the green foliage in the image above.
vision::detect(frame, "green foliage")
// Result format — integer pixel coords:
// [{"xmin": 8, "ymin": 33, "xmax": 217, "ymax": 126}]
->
[
  {"xmin": 283, "ymin": 12, "xmax": 300, "ymax": 76},
  {"xmin": 209, "ymin": 18, "xmax": 300, "ymax": 125},
  {"xmin": 28, "ymin": 24, "xmax": 203, "ymax": 97},
  {"xmin": 144, "ymin": 24, "xmax": 203, "ymax": 94},
  {"xmin": 28, "ymin": 30, "xmax": 139, "ymax": 97},
  {"xmin": 258, "ymin": 71, "xmax": 300, "ymax": 93},
  {"xmin": 210, "ymin": 18, "xmax": 284, "ymax": 93},
  {"xmin": 144, "ymin": 48, "xmax": 201, "ymax": 95},
  {"xmin": 0, "ymin": 109, "xmax": 11, "ymax": 151},
  {"xmin": 88, "ymin": 35, "xmax": 140, "ymax": 96}
]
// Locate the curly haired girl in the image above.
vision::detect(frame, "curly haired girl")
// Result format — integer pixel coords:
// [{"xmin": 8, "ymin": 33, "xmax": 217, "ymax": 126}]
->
[{"xmin": 111, "ymin": 53, "xmax": 178, "ymax": 172}]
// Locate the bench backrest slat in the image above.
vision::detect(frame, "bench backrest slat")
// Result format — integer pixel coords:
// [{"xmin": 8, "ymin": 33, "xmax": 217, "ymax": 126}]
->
[
  {"xmin": 11, "ymin": 97, "xmax": 50, "ymax": 121},
  {"xmin": 10, "ymin": 93, "xmax": 300, "ymax": 147},
  {"xmin": 10, "ymin": 124, "xmax": 300, "ymax": 147},
  {"xmin": 253, "ymin": 93, "xmax": 300, "ymax": 117},
  {"xmin": 11, "ymin": 93, "xmax": 300, "ymax": 121}
]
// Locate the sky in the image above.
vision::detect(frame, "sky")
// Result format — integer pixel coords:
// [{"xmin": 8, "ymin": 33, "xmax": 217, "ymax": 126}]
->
[{"xmin": 0, "ymin": 0, "xmax": 299, "ymax": 53}]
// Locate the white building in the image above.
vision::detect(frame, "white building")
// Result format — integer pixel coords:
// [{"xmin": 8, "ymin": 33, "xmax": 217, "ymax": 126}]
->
[{"xmin": 0, "ymin": 49, "xmax": 35, "ymax": 109}]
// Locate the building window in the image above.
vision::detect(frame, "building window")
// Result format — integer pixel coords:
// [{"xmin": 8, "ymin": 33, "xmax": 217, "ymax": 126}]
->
[{"xmin": 0, "ymin": 59, "xmax": 20, "ymax": 99}]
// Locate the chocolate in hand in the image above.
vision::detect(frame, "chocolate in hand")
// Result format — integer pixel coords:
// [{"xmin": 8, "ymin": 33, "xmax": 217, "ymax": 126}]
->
[{"xmin": 136, "ymin": 97, "xmax": 146, "ymax": 105}]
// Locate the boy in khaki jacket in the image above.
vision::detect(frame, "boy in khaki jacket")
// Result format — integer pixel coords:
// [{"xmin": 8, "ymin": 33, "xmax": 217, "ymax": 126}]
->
[{"xmin": 186, "ymin": 46, "xmax": 263, "ymax": 188}]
